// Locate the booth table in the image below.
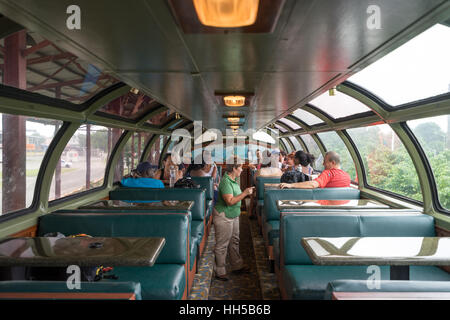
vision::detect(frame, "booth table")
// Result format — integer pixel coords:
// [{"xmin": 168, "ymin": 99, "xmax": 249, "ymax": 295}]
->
[{"xmin": 301, "ymin": 236, "xmax": 450, "ymax": 280}]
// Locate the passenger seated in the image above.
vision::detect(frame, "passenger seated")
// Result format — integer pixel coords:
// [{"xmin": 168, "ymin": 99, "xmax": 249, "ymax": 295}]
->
[
  {"xmin": 280, "ymin": 151, "xmax": 350, "ymax": 189},
  {"xmin": 294, "ymin": 150, "xmax": 315, "ymax": 176},
  {"xmin": 120, "ymin": 162, "xmax": 164, "ymax": 189},
  {"xmin": 282, "ymin": 152, "xmax": 296, "ymax": 172},
  {"xmin": 156, "ymin": 153, "xmax": 184, "ymax": 185},
  {"xmin": 186, "ymin": 163, "xmax": 208, "ymax": 177},
  {"xmin": 254, "ymin": 150, "xmax": 283, "ymax": 184}
]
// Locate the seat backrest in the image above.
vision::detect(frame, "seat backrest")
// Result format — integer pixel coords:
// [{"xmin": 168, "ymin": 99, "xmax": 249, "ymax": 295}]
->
[
  {"xmin": 281, "ymin": 213, "xmax": 435, "ymax": 266},
  {"xmin": 191, "ymin": 177, "xmax": 214, "ymax": 201},
  {"xmin": 256, "ymin": 176, "xmax": 281, "ymax": 201},
  {"xmin": 264, "ymin": 188, "xmax": 360, "ymax": 222},
  {"xmin": 110, "ymin": 188, "xmax": 205, "ymax": 221},
  {"xmin": 38, "ymin": 213, "xmax": 190, "ymax": 264}
]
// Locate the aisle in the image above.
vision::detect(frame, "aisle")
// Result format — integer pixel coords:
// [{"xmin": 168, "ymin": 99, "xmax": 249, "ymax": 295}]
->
[{"xmin": 208, "ymin": 212, "xmax": 262, "ymax": 300}]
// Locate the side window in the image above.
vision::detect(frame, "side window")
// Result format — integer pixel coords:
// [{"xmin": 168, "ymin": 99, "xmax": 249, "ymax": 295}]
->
[
  {"xmin": 300, "ymin": 134, "xmax": 322, "ymax": 169},
  {"xmin": 317, "ymin": 131, "xmax": 356, "ymax": 181},
  {"xmin": 1, "ymin": 115, "xmax": 62, "ymax": 215},
  {"xmin": 49, "ymin": 125, "xmax": 117, "ymax": 201},
  {"xmin": 407, "ymin": 116, "xmax": 449, "ymax": 210},
  {"xmin": 347, "ymin": 125, "xmax": 422, "ymax": 202}
]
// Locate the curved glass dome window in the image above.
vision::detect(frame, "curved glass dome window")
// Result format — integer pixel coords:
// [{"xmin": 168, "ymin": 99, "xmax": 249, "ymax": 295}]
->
[
  {"xmin": 317, "ymin": 131, "xmax": 356, "ymax": 181},
  {"xmin": 280, "ymin": 138, "xmax": 292, "ymax": 153},
  {"xmin": 273, "ymin": 123, "xmax": 287, "ymax": 133},
  {"xmin": 50, "ymin": 125, "xmax": 116, "ymax": 201},
  {"xmin": 300, "ymin": 134, "xmax": 322, "ymax": 169},
  {"xmin": 278, "ymin": 117, "xmax": 301, "ymax": 130},
  {"xmin": 309, "ymin": 91, "xmax": 372, "ymax": 119},
  {"xmin": 289, "ymin": 136, "xmax": 303, "ymax": 151},
  {"xmin": 0, "ymin": 115, "xmax": 63, "ymax": 215},
  {"xmin": 407, "ymin": 115, "xmax": 450, "ymax": 210},
  {"xmin": 347, "ymin": 124, "xmax": 421, "ymax": 202},
  {"xmin": 0, "ymin": 30, "xmax": 118, "ymax": 105},
  {"xmin": 348, "ymin": 23, "xmax": 450, "ymax": 106},
  {"xmin": 253, "ymin": 131, "xmax": 276, "ymax": 144},
  {"xmin": 292, "ymin": 108, "xmax": 324, "ymax": 126}
]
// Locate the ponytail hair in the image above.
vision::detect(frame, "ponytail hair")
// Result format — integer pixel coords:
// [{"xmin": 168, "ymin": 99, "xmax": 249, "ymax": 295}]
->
[{"xmin": 295, "ymin": 150, "xmax": 315, "ymax": 167}]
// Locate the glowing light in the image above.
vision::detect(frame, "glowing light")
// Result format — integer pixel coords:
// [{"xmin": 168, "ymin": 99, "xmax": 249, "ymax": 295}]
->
[
  {"xmin": 193, "ymin": 0, "xmax": 259, "ymax": 28},
  {"xmin": 224, "ymin": 95, "xmax": 245, "ymax": 107}
]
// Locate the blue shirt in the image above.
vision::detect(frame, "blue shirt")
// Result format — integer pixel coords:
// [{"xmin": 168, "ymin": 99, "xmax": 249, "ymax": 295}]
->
[
  {"xmin": 120, "ymin": 177, "xmax": 165, "ymax": 189},
  {"xmin": 120, "ymin": 177, "xmax": 164, "ymax": 203}
]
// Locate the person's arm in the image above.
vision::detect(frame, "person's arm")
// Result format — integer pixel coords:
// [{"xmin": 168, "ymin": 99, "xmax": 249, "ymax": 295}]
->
[
  {"xmin": 222, "ymin": 187, "xmax": 254, "ymax": 206},
  {"xmin": 211, "ymin": 164, "xmax": 217, "ymax": 179},
  {"xmin": 280, "ymin": 180, "xmax": 319, "ymax": 189}
]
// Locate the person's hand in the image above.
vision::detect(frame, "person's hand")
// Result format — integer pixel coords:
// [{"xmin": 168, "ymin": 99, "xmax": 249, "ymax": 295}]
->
[
  {"xmin": 279, "ymin": 183, "xmax": 292, "ymax": 189},
  {"xmin": 244, "ymin": 187, "xmax": 255, "ymax": 196}
]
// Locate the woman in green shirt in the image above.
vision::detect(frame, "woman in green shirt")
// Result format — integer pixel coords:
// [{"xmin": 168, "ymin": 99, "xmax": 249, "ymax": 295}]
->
[{"xmin": 213, "ymin": 160, "xmax": 255, "ymax": 281}]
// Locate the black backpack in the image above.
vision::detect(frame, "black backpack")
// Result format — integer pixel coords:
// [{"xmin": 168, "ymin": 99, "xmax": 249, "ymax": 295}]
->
[
  {"xmin": 174, "ymin": 177, "xmax": 200, "ymax": 189},
  {"xmin": 280, "ymin": 170, "xmax": 311, "ymax": 183}
]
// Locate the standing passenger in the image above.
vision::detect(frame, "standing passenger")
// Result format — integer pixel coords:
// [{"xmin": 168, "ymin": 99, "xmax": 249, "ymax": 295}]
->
[{"xmin": 213, "ymin": 158, "xmax": 254, "ymax": 281}]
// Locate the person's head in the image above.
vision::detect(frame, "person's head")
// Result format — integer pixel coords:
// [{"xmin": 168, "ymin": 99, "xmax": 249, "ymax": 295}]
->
[
  {"xmin": 323, "ymin": 151, "xmax": 341, "ymax": 170},
  {"xmin": 162, "ymin": 153, "xmax": 176, "ymax": 169},
  {"xmin": 256, "ymin": 149, "xmax": 261, "ymax": 160},
  {"xmin": 224, "ymin": 156, "xmax": 243, "ymax": 178},
  {"xmin": 286, "ymin": 152, "xmax": 295, "ymax": 166},
  {"xmin": 294, "ymin": 150, "xmax": 315, "ymax": 167},
  {"xmin": 279, "ymin": 150, "xmax": 286, "ymax": 162},
  {"xmin": 136, "ymin": 161, "xmax": 158, "ymax": 178}
]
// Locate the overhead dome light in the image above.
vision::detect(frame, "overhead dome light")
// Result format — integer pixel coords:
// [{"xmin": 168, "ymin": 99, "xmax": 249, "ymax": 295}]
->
[
  {"xmin": 229, "ymin": 125, "xmax": 239, "ymax": 129},
  {"xmin": 130, "ymin": 88, "xmax": 139, "ymax": 95},
  {"xmin": 224, "ymin": 95, "xmax": 245, "ymax": 107},
  {"xmin": 193, "ymin": 0, "xmax": 259, "ymax": 28},
  {"xmin": 227, "ymin": 117, "xmax": 240, "ymax": 122}
]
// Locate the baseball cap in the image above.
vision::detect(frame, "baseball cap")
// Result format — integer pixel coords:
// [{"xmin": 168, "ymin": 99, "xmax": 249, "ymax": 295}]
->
[{"xmin": 136, "ymin": 162, "xmax": 153, "ymax": 175}]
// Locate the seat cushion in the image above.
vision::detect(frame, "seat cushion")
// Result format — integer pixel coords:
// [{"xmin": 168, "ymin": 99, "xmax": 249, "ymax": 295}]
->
[
  {"xmin": 283, "ymin": 265, "xmax": 450, "ymax": 300},
  {"xmin": 107, "ymin": 264, "xmax": 185, "ymax": 300},
  {"xmin": 324, "ymin": 279, "xmax": 450, "ymax": 300}
]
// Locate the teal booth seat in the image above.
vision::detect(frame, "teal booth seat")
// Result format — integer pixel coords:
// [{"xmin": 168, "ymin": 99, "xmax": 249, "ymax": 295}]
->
[
  {"xmin": 191, "ymin": 177, "xmax": 214, "ymax": 221},
  {"xmin": 324, "ymin": 280, "xmax": 450, "ymax": 300},
  {"xmin": 37, "ymin": 213, "xmax": 189, "ymax": 300},
  {"xmin": 109, "ymin": 187, "xmax": 206, "ymax": 268},
  {"xmin": 0, "ymin": 281, "xmax": 142, "ymax": 300},
  {"xmin": 255, "ymin": 177, "xmax": 281, "ymax": 228},
  {"xmin": 264, "ymin": 188, "xmax": 360, "ymax": 246},
  {"xmin": 280, "ymin": 214, "xmax": 450, "ymax": 300}
]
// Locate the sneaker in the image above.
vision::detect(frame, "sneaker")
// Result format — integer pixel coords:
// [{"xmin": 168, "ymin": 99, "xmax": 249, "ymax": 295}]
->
[{"xmin": 232, "ymin": 265, "xmax": 251, "ymax": 274}]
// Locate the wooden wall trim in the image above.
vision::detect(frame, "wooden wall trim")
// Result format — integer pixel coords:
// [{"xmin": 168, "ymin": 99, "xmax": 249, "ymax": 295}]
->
[{"xmin": 9, "ymin": 225, "xmax": 37, "ymax": 237}]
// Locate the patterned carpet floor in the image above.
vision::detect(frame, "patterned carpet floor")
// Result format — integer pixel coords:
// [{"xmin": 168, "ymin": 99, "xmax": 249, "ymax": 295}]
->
[{"xmin": 188, "ymin": 212, "xmax": 280, "ymax": 300}]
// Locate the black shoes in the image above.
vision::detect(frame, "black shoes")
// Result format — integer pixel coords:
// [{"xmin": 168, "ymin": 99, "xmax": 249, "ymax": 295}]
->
[{"xmin": 232, "ymin": 265, "xmax": 251, "ymax": 274}]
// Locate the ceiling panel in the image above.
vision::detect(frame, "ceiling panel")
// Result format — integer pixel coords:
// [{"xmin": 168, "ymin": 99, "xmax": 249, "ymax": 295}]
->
[{"xmin": 0, "ymin": 0, "xmax": 447, "ymax": 133}]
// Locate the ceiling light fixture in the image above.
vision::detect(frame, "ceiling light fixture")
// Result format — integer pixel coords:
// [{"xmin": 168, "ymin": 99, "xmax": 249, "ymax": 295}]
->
[
  {"xmin": 224, "ymin": 95, "xmax": 245, "ymax": 107},
  {"xmin": 227, "ymin": 117, "xmax": 240, "ymax": 122},
  {"xmin": 130, "ymin": 88, "xmax": 139, "ymax": 95},
  {"xmin": 193, "ymin": 0, "xmax": 259, "ymax": 28}
]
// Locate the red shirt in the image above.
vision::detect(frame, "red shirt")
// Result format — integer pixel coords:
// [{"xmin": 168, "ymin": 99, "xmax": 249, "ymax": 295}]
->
[{"xmin": 314, "ymin": 168, "xmax": 351, "ymax": 188}]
